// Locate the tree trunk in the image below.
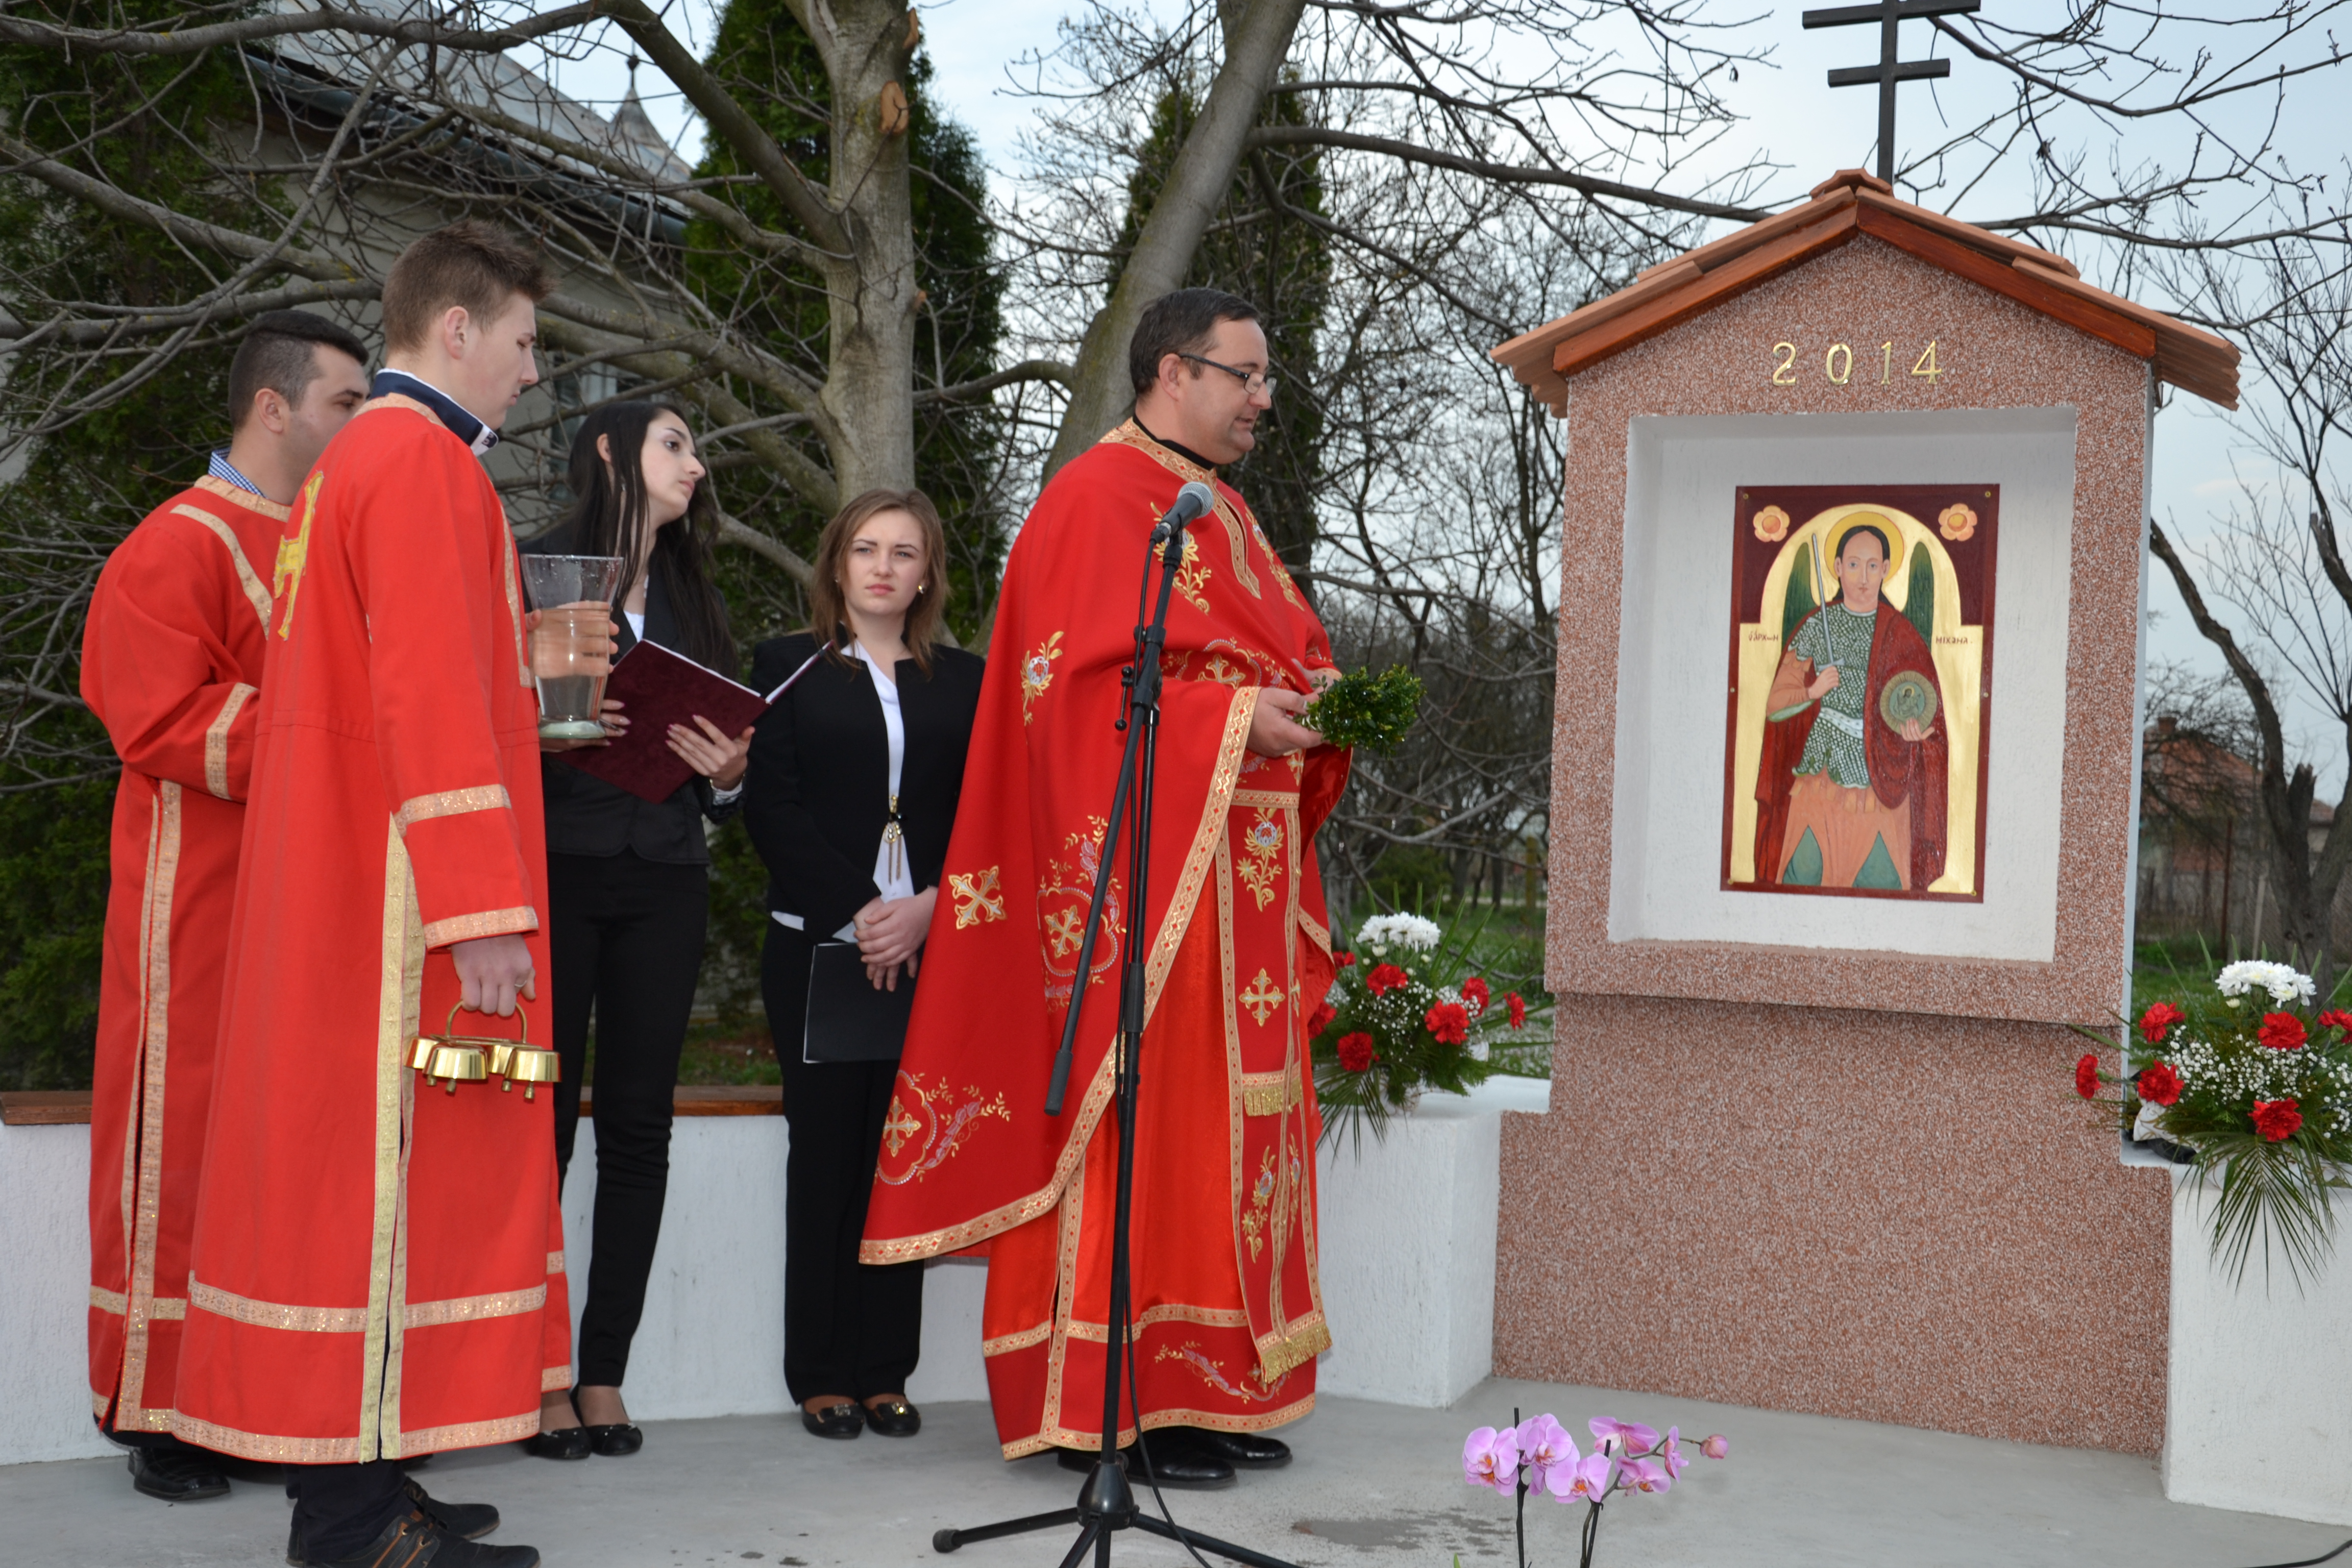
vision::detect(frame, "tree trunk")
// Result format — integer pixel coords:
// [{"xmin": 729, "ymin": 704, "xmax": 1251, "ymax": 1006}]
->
[
  {"xmin": 813, "ymin": 0, "xmax": 921, "ymax": 498},
  {"xmin": 1043, "ymin": 0, "xmax": 1312, "ymax": 478}
]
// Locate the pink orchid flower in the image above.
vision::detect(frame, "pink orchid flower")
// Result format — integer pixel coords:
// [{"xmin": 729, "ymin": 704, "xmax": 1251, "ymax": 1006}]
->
[
  {"xmin": 1588, "ymin": 1416, "xmax": 1659, "ymax": 1457},
  {"xmin": 1659, "ymin": 1426, "xmax": 1689, "ymax": 1479},
  {"xmin": 1701, "ymin": 1433, "xmax": 1729, "ymax": 1460},
  {"xmin": 1514, "ymin": 1414, "xmax": 1574, "ymax": 1493},
  {"xmin": 1546, "ymin": 1449, "xmax": 1614, "ymax": 1506},
  {"xmin": 1618, "ymin": 1455, "xmax": 1673, "ymax": 1494},
  {"xmin": 1462, "ymin": 1426, "xmax": 1520, "ymax": 1493}
]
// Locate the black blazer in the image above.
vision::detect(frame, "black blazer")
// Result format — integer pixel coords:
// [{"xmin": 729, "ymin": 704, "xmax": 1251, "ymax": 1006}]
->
[
  {"xmin": 742, "ymin": 632, "xmax": 985, "ymax": 940},
  {"xmin": 521, "ymin": 532, "xmax": 740, "ymax": 865}
]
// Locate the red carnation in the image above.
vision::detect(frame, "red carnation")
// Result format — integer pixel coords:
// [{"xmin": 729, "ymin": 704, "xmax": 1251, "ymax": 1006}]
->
[
  {"xmin": 1336, "ymin": 1032, "xmax": 1377, "ymax": 1072},
  {"xmin": 2257, "ymin": 1012, "xmax": 2309, "ymax": 1051},
  {"xmin": 1426, "ymin": 1001, "xmax": 1471, "ymax": 1046},
  {"xmin": 1335, "ymin": 951, "xmax": 1356, "ymax": 967},
  {"xmin": 2074, "ymin": 1053, "xmax": 2101, "ymax": 1098},
  {"xmin": 1461, "ymin": 977, "xmax": 1491, "ymax": 1016},
  {"xmin": 2135, "ymin": 1062, "xmax": 2184, "ymax": 1107},
  {"xmin": 1506, "ymin": 992, "xmax": 1527, "ymax": 1030},
  {"xmin": 2318, "ymin": 1009, "xmax": 2352, "ymax": 1034},
  {"xmin": 1307, "ymin": 1001, "xmax": 1338, "ymax": 1037},
  {"xmin": 1366, "ymin": 963, "xmax": 1409, "ymax": 997},
  {"xmin": 2250, "ymin": 1098, "xmax": 2303, "ymax": 1142},
  {"xmin": 2139, "ymin": 1002, "xmax": 2185, "ymax": 1043}
]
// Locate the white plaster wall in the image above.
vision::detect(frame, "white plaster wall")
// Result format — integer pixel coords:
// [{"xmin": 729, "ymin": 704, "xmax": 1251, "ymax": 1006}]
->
[
  {"xmin": 1313, "ymin": 1075, "xmax": 1548, "ymax": 1407},
  {"xmin": 1, "ymin": 1077, "xmax": 1535, "ymax": 1468},
  {"xmin": 559, "ymin": 1116, "xmax": 989, "ymax": 1418},
  {"xmin": 0, "ymin": 1121, "xmax": 114, "ymax": 1464},
  {"xmin": 1611, "ymin": 407, "xmax": 2077, "ymax": 962},
  {"xmin": 2164, "ymin": 1172, "xmax": 2352, "ymax": 1527}
]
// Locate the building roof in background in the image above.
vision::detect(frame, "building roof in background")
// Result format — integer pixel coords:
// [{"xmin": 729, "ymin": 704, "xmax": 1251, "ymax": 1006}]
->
[
  {"xmin": 1491, "ymin": 169, "xmax": 2240, "ymax": 413},
  {"xmin": 266, "ymin": 0, "xmax": 694, "ymax": 188}
]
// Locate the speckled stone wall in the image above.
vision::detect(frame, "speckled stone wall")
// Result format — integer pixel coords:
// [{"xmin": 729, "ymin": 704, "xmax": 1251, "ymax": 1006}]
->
[{"xmin": 1509, "ymin": 235, "xmax": 2173, "ymax": 1454}]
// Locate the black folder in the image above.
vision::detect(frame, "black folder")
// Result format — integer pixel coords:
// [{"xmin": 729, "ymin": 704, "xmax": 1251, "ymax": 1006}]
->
[{"xmin": 801, "ymin": 941, "xmax": 918, "ymax": 1064}]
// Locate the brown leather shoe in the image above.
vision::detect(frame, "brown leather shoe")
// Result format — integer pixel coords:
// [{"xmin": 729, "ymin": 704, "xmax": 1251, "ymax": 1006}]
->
[{"xmin": 290, "ymin": 1509, "xmax": 537, "ymax": 1567}]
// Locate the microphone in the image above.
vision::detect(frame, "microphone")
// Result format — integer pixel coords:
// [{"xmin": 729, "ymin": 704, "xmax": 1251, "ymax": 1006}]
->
[{"xmin": 1152, "ymin": 480, "xmax": 1216, "ymax": 543}]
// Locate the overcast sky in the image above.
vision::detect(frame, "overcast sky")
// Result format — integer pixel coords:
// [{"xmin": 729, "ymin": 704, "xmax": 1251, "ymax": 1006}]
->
[{"xmin": 530, "ymin": 2, "xmax": 2339, "ymax": 760}]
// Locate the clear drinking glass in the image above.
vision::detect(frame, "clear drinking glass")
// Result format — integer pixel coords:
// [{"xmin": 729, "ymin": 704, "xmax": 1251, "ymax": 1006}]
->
[{"xmin": 521, "ymin": 554, "xmax": 624, "ymax": 740}]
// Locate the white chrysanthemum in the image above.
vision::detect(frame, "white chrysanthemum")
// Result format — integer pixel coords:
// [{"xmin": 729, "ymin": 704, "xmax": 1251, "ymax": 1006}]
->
[
  {"xmin": 1357, "ymin": 913, "xmax": 1441, "ymax": 953},
  {"xmin": 2215, "ymin": 960, "xmax": 2316, "ymax": 1005}
]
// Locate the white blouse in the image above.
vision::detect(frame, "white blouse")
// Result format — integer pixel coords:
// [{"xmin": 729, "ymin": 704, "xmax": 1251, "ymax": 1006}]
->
[{"xmin": 771, "ymin": 642, "xmax": 912, "ymax": 940}]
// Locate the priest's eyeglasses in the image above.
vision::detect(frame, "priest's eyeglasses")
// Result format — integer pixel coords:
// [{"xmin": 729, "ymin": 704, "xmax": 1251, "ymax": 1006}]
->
[{"xmin": 1179, "ymin": 353, "xmax": 1277, "ymax": 398}]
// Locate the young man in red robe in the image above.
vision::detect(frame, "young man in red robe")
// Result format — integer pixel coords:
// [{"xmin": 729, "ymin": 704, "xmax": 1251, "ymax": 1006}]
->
[
  {"xmin": 861, "ymin": 289, "xmax": 1348, "ymax": 1487},
  {"xmin": 175, "ymin": 223, "xmax": 563, "ymax": 1568},
  {"xmin": 83, "ymin": 311, "xmax": 370, "ymax": 1505}
]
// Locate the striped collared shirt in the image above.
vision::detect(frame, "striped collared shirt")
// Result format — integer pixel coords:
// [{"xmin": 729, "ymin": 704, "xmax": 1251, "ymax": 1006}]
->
[{"xmin": 207, "ymin": 450, "xmax": 265, "ymax": 497}]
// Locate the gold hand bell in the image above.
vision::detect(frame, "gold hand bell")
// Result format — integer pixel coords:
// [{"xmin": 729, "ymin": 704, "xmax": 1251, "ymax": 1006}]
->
[
  {"xmin": 466, "ymin": 1003, "xmax": 560, "ymax": 1100},
  {"xmin": 412, "ymin": 1004, "xmax": 491, "ymax": 1094}
]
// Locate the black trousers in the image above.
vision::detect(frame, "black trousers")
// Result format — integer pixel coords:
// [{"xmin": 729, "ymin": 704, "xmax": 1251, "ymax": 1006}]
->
[
  {"xmin": 549, "ymin": 849, "xmax": 710, "ymax": 1389},
  {"xmin": 763, "ymin": 924, "xmax": 924, "ymax": 1403},
  {"xmin": 288, "ymin": 1460, "xmax": 407, "ymax": 1559}
]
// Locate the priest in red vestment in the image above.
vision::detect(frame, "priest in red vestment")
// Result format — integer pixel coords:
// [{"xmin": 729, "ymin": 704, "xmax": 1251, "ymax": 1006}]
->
[
  {"xmin": 83, "ymin": 312, "xmax": 369, "ymax": 1506},
  {"xmin": 176, "ymin": 224, "xmax": 559, "ymax": 1568},
  {"xmin": 862, "ymin": 290, "xmax": 1348, "ymax": 1487}
]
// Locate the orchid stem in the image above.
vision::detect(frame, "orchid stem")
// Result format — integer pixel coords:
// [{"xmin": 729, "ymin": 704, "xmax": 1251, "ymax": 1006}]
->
[{"xmin": 1512, "ymin": 1406, "xmax": 1526, "ymax": 1568}]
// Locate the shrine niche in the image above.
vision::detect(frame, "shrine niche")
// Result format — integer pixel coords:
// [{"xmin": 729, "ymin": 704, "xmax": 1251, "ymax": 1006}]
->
[{"xmin": 1482, "ymin": 169, "xmax": 2239, "ymax": 1460}]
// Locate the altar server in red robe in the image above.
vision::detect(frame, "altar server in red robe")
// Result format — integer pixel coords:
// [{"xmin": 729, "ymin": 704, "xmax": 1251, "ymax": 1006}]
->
[
  {"xmin": 861, "ymin": 290, "xmax": 1349, "ymax": 1486},
  {"xmin": 84, "ymin": 311, "xmax": 370, "ymax": 1505},
  {"xmin": 175, "ymin": 223, "xmax": 560, "ymax": 1568}
]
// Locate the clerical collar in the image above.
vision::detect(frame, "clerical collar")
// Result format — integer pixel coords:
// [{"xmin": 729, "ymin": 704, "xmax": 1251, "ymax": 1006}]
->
[
  {"xmin": 1132, "ymin": 415, "xmax": 1217, "ymax": 474},
  {"xmin": 370, "ymin": 368, "xmax": 499, "ymax": 456}
]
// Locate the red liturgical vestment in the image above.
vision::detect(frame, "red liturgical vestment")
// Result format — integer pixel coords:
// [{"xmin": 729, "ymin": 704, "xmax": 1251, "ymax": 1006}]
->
[
  {"xmin": 83, "ymin": 474, "xmax": 284, "ymax": 1435},
  {"xmin": 173, "ymin": 396, "xmax": 568, "ymax": 1462},
  {"xmin": 861, "ymin": 422, "xmax": 1350, "ymax": 1457}
]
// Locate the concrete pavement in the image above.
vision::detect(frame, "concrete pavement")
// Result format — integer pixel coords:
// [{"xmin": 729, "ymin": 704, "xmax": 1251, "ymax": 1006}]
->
[{"xmin": 4, "ymin": 1377, "xmax": 2343, "ymax": 1567}]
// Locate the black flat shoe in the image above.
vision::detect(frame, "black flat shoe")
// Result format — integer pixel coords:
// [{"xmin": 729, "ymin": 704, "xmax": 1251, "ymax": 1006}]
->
[
  {"xmin": 861, "ymin": 1398, "xmax": 921, "ymax": 1438},
  {"xmin": 1181, "ymin": 1427, "xmax": 1291, "ymax": 1468},
  {"xmin": 405, "ymin": 1476, "xmax": 499, "ymax": 1538},
  {"xmin": 128, "ymin": 1446, "xmax": 231, "ymax": 1501},
  {"xmin": 523, "ymin": 1426, "xmax": 592, "ymax": 1460},
  {"xmin": 586, "ymin": 1423, "xmax": 642, "ymax": 1456},
  {"xmin": 800, "ymin": 1402, "xmax": 863, "ymax": 1439},
  {"xmin": 291, "ymin": 1510, "xmax": 537, "ymax": 1568},
  {"xmin": 1055, "ymin": 1438, "xmax": 1234, "ymax": 1489}
]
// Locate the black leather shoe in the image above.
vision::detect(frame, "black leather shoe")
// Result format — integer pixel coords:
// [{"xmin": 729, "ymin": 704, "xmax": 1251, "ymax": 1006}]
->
[
  {"xmin": 523, "ymin": 1426, "xmax": 591, "ymax": 1460},
  {"xmin": 1180, "ymin": 1427, "xmax": 1291, "ymax": 1468},
  {"xmin": 861, "ymin": 1398, "xmax": 921, "ymax": 1437},
  {"xmin": 405, "ymin": 1476, "xmax": 499, "ymax": 1538},
  {"xmin": 1055, "ymin": 1437, "xmax": 1234, "ymax": 1489},
  {"xmin": 128, "ymin": 1446, "xmax": 231, "ymax": 1501},
  {"xmin": 586, "ymin": 1423, "xmax": 643, "ymax": 1456},
  {"xmin": 800, "ymin": 1402, "xmax": 863, "ymax": 1439},
  {"xmin": 292, "ymin": 1510, "xmax": 537, "ymax": 1568}
]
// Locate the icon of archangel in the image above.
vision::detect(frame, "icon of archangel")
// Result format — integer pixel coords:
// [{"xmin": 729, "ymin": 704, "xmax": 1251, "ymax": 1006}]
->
[{"xmin": 1720, "ymin": 485, "xmax": 1998, "ymax": 902}]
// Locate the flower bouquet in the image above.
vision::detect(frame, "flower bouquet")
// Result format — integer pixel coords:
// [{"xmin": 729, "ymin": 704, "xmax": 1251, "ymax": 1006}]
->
[
  {"xmin": 2075, "ymin": 959, "xmax": 2352, "ymax": 1282},
  {"xmin": 1307, "ymin": 912, "xmax": 1535, "ymax": 1140},
  {"xmin": 1464, "ymin": 1410, "xmax": 1728, "ymax": 1568}
]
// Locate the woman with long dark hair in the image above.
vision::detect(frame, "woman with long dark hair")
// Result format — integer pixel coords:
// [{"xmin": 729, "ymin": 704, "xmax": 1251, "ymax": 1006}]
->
[
  {"xmin": 523, "ymin": 401, "xmax": 752, "ymax": 1460},
  {"xmin": 743, "ymin": 488, "xmax": 984, "ymax": 1440}
]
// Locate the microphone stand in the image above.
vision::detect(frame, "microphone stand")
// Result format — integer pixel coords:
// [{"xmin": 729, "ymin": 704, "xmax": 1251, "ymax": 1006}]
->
[{"xmin": 932, "ymin": 503, "xmax": 1301, "ymax": 1568}]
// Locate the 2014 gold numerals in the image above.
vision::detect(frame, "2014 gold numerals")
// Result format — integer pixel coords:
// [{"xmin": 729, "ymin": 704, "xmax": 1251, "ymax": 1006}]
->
[{"xmin": 1769, "ymin": 338, "xmax": 1944, "ymax": 387}]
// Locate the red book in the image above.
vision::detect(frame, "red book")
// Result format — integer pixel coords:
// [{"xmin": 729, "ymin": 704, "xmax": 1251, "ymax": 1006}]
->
[{"xmin": 558, "ymin": 641, "xmax": 796, "ymax": 803}]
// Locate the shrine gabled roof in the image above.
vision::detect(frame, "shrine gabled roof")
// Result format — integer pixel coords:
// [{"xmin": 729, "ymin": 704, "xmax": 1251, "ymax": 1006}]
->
[{"xmin": 1491, "ymin": 169, "xmax": 2239, "ymax": 412}]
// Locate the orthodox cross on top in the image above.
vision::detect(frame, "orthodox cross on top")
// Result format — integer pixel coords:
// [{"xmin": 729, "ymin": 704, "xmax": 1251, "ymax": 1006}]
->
[{"xmin": 1802, "ymin": 0, "xmax": 1982, "ymax": 186}]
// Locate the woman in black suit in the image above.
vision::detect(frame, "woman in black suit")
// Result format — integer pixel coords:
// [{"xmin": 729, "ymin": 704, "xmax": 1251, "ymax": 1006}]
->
[
  {"xmin": 743, "ymin": 487, "xmax": 984, "ymax": 1441},
  {"xmin": 524, "ymin": 402, "xmax": 753, "ymax": 1460}
]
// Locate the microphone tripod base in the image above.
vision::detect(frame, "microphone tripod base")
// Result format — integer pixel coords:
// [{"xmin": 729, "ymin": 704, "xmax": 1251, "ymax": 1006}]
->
[{"xmin": 930, "ymin": 1452, "xmax": 1302, "ymax": 1568}]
